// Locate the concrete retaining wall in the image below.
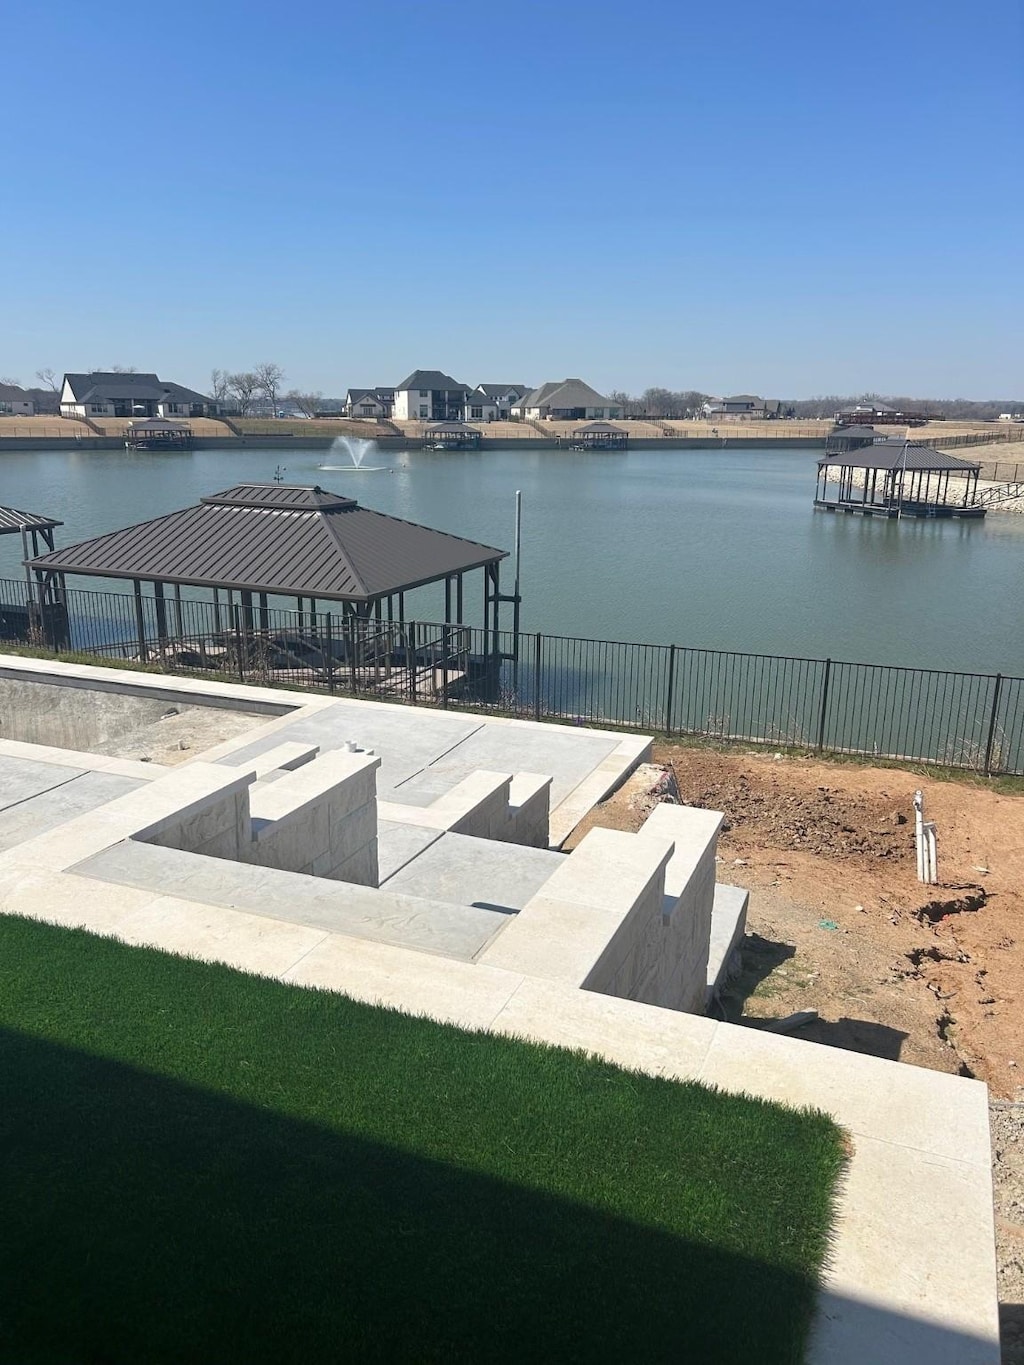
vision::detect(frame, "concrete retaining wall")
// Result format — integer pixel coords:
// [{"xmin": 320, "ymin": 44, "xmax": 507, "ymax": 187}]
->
[{"xmin": 0, "ymin": 674, "xmax": 272, "ymax": 752}]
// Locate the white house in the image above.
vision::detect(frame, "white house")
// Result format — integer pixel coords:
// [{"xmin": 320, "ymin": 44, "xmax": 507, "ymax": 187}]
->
[
  {"xmin": 393, "ymin": 370, "xmax": 477, "ymax": 422},
  {"xmin": 474, "ymin": 384, "xmax": 529, "ymax": 420},
  {"xmin": 344, "ymin": 388, "xmax": 395, "ymax": 419},
  {"xmin": 513, "ymin": 379, "xmax": 621, "ymax": 421},
  {"xmin": 0, "ymin": 384, "xmax": 35, "ymax": 416},
  {"xmin": 60, "ymin": 372, "xmax": 210, "ymax": 420}
]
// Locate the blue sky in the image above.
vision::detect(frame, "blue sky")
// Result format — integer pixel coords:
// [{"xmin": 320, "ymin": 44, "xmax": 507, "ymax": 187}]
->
[{"xmin": 2, "ymin": 0, "xmax": 1021, "ymax": 398}]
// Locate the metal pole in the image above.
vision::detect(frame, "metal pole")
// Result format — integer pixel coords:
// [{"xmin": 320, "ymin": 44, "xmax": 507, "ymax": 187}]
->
[
  {"xmin": 664, "ymin": 643, "xmax": 677, "ymax": 735},
  {"xmin": 897, "ymin": 428, "xmax": 910, "ymax": 519},
  {"xmin": 513, "ymin": 490, "xmax": 522, "ymax": 602},
  {"xmin": 534, "ymin": 631, "xmax": 543, "ymax": 722}
]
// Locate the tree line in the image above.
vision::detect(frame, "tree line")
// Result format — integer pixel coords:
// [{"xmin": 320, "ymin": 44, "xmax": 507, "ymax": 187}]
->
[
  {"xmin": 610, "ymin": 386, "xmax": 1023, "ymax": 421},
  {"xmin": 208, "ymin": 365, "xmax": 324, "ymax": 418}
]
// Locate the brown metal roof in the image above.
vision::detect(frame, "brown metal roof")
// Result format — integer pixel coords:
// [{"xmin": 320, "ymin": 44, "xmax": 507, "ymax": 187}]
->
[
  {"xmin": 27, "ymin": 483, "xmax": 506, "ymax": 601},
  {"xmin": 0, "ymin": 503, "xmax": 63, "ymax": 536},
  {"xmin": 817, "ymin": 440, "xmax": 981, "ymax": 473}
]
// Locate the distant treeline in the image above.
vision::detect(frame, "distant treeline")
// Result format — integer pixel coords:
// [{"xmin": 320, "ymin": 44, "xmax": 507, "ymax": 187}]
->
[
  {"xmin": 609, "ymin": 388, "xmax": 1023, "ymax": 421},
  {"xmin": 784, "ymin": 394, "xmax": 1023, "ymax": 421}
]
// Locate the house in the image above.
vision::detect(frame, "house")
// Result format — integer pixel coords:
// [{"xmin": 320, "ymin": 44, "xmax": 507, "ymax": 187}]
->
[
  {"xmin": 344, "ymin": 388, "xmax": 395, "ymax": 419},
  {"xmin": 701, "ymin": 395, "xmax": 782, "ymax": 421},
  {"xmin": 393, "ymin": 371, "xmax": 475, "ymax": 423},
  {"xmin": 60, "ymin": 373, "xmax": 210, "ymax": 421},
  {"xmin": 474, "ymin": 384, "xmax": 529, "ymax": 420},
  {"xmin": 512, "ymin": 379, "xmax": 621, "ymax": 422},
  {"xmin": 0, "ymin": 384, "xmax": 35, "ymax": 416}
]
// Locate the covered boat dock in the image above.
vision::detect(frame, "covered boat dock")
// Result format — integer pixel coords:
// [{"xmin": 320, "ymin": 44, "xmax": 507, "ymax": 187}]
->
[
  {"xmin": 815, "ymin": 440, "xmax": 985, "ymax": 519},
  {"xmin": 26, "ymin": 483, "xmax": 519, "ymax": 696},
  {"xmin": 422, "ymin": 421, "xmax": 481, "ymax": 451},
  {"xmin": 0, "ymin": 502, "xmax": 65, "ymax": 646},
  {"xmin": 125, "ymin": 419, "xmax": 192, "ymax": 451},
  {"xmin": 566, "ymin": 421, "xmax": 629, "ymax": 452}
]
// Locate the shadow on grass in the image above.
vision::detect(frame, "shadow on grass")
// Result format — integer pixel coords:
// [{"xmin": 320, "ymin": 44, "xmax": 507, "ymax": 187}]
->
[{"xmin": 0, "ymin": 1026, "xmax": 995, "ymax": 1365}]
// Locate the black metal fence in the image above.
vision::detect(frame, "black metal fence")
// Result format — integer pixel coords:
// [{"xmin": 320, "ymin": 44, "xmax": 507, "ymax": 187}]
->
[{"xmin": 2, "ymin": 576, "xmax": 1022, "ymax": 776}]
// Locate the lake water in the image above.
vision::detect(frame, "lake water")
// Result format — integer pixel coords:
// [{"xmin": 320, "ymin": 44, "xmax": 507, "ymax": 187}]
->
[{"xmin": 1, "ymin": 444, "xmax": 1022, "ymax": 675}]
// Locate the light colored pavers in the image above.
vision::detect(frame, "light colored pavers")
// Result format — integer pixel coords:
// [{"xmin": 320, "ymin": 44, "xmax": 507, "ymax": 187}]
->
[
  {"xmin": 282, "ymin": 935, "xmax": 526, "ymax": 1030},
  {"xmin": 809, "ymin": 1135, "xmax": 998, "ymax": 1364},
  {"xmin": 112, "ymin": 895, "xmax": 330, "ymax": 978},
  {"xmin": 697, "ymin": 1019, "xmax": 992, "ymax": 1165}
]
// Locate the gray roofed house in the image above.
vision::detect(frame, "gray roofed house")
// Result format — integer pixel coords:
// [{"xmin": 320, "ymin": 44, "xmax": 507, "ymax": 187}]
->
[
  {"xmin": 514, "ymin": 379, "xmax": 621, "ymax": 421},
  {"xmin": 60, "ymin": 372, "xmax": 211, "ymax": 420},
  {"xmin": 0, "ymin": 383, "xmax": 35, "ymax": 416},
  {"xmin": 474, "ymin": 384, "xmax": 529, "ymax": 419},
  {"xmin": 344, "ymin": 387, "xmax": 395, "ymax": 419},
  {"xmin": 393, "ymin": 371, "xmax": 474, "ymax": 423},
  {"xmin": 395, "ymin": 370, "xmax": 467, "ymax": 394}
]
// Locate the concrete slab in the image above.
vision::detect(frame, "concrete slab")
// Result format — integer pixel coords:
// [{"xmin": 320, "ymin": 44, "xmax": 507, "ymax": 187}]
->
[
  {"xmin": 0, "ymin": 770, "xmax": 145, "ymax": 852},
  {"xmin": 376, "ymin": 820, "xmax": 444, "ymax": 882},
  {"xmin": 381, "ymin": 832, "xmax": 563, "ymax": 913},
  {"xmin": 0, "ymin": 756, "xmax": 86, "ymax": 811},
  {"xmin": 394, "ymin": 723, "xmax": 617, "ymax": 808},
  {"xmin": 214, "ymin": 705, "xmax": 484, "ymax": 801},
  {"xmin": 72, "ymin": 840, "xmax": 512, "ymax": 961}
]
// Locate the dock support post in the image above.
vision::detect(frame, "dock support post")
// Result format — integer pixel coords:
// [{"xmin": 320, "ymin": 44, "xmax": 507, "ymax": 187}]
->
[
  {"xmin": 983, "ymin": 674, "xmax": 1003, "ymax": 776},
  {"xmin": 324, "ymin": 613, "xmax": 335, "ymax": 694},
  {"xmin": 132, "ymin": 579, "xmax": 148, "ymax": 662},
  {"xmin": 816, "ymin": 657, "xmax": 832, "ymax": 752}
]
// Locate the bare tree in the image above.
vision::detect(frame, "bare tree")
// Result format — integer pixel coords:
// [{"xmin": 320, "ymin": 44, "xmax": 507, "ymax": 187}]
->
[
  {"xmin": 35, "ymin": 368, "xmax": 61, "ymax": 392},
  {"xmin": 608, "ymin": 389, "xmax": 644, "ymax": 417},
  {"xmin": 285, "ymin": 389, "xmax": 322, "ymax": 418},
  {"xmin": 109, "ymin": 364, "xmax": 138, "ymax": 374},
  {"xmin": 208, "ymin": 368, "xmax": 232, "ymax": 405},
  {"xmin": 0, "ymin": 376, "xmax": 21, "ymax": 387},
  {"xmin": 228, "ymin": 371, "xmax": 261, "ymax": 416},
  {"xmin": 254, "ymin": 362, "xmax": 285, "ymax": 416}
]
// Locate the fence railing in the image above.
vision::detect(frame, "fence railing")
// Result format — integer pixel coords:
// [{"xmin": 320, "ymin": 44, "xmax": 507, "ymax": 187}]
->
[{"xmin": 1, "ymin": 576, "xmax": 1021, "ymax": 776}]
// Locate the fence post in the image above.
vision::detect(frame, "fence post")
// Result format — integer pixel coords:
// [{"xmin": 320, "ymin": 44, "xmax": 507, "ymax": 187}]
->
[
  {"xmin": 407, "ymin": 621, "xmax": 418, "ymax": 705},
  {"xmin": 983, "ymin": 674, "xmax": 1003, "ymax": 776},
  {"xmin": 441, "ymin": 624, "xmax": 449, "ymax": 709},
  {"xmin": 323, "ymin": 613, "xmax": 335, "ymax": 694},
  {"xmin": 664, "ymin": 643, "xmax": 677, "ymax": 735},
  {"xmin": 816, "ymin": 658, "xmax": 832, "ymax": 752},
  {"xmin": 534, "ymin": 632, "xmax": 543, "ymax": 722},
  {"xmin": 233, "ymin": 604, "xmax": 244, "ymax": 682}
]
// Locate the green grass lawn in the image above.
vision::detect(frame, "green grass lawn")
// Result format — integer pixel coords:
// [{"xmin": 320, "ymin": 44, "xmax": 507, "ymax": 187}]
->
[{"xmin": 0, "ymin": 914, "xmax": 844, "ymax": 1364}]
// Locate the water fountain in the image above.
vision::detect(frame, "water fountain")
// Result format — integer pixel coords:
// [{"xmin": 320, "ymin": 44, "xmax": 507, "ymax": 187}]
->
[{"xmin": 318, "ymin": 436, "xmax": 385, "ymax": 472}]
